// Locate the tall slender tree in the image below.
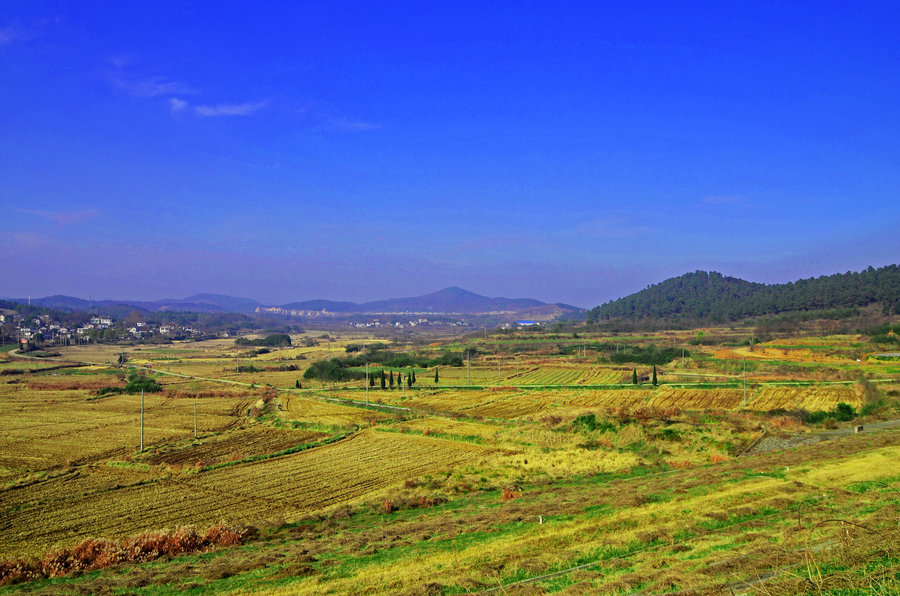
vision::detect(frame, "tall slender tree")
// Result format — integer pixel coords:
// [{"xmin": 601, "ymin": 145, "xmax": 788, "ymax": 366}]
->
[
  {"xmin": 652, "ymin": 365, "xmax": 658, "ymax": 386},
  {"xmin": 632, "ymin": 369, "xmax": 638, "ymax": 385}
]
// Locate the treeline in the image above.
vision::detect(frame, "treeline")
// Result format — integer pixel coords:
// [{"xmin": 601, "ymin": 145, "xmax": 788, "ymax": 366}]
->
[
  {"xmin": 587, "ymin": 265, "xmax": 900, "ymax": 323},
  {"xmin": 342, "ymin": 349, "xmax": 465, "ymax": 369},
  {"xmin": 234, "ymin": 334, "xmax": 292, "ymax": 347},
  {"xmin": 304, "ymin": 360, "xmax": 425, "ymax": 387},
  {"xmin": 866, "ymin": 322, "xmax": 900, "ymax": 345},
  {"xmin": 604, "ymin": 344, "xmax": 684, "ymax": 366},
  {"xmin": 302, "ymin": 349, "xmax": 466, "ymax": 382}
]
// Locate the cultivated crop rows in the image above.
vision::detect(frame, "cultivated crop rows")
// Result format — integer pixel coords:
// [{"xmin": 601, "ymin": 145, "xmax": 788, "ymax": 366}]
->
[
  {"xmin": 513, "ymin": 366, "xmax": 625, "ymax": 385},
  {"xmin": 0, "ymin": 385, "xmax": 243, "ymax": 472},
  {"xmin": 750, "ymin": 385, "xmax": 860, "ymax": 410},
  {"xmin": 141, "ymin": 427, "xmax": 327, "ymax": 466},
  {"xmin": 0, "ymin": 430, "xmax": 492, "ymax": 559},
  {"xmin": 278, "ymin": 395, "xmax": 396, "ymax": 425}
]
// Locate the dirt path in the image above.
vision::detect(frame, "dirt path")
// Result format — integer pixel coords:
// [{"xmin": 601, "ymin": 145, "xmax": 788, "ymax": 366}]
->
[{"xmin": 746, "ymin": 418, "xmax": 900, "ymax": 455}]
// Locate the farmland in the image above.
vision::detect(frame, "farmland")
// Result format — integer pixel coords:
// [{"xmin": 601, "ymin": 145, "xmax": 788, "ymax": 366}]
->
[{"xmin": 1, "ymin": 324, "xmax": 899, "ymax": 593}]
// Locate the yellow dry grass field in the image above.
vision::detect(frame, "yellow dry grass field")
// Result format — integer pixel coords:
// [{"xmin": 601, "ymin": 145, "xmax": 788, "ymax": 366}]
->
[
  {"xmin": 0, "ymin": 429, "xmax": 493, "ymax": 560},
  {"xmin": 276, "ymin": 394, "xmax": 396, "ymax": 426},
  {"xmin": 392, "ymin": 416, "xmax": 504, "ymax": 441},
  {"xmin": 138, "ymin": 426, "xmax": 327, "ymax": 467},
  {"xmin": 270, "ymin": 437, "xmax": 900, "ymax": 596},
  {"xmin": 750, "ymin": 384, "xmax": 861, "ymax": 410},
  {"xmin": 0, "ymin": 383, "xmax": 244, "ymax": 475}
]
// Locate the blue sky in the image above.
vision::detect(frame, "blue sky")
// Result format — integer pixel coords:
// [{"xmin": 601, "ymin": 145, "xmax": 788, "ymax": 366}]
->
[{"xmin": 2, "ymin": 2, "xmax": 899, "ymax": 308}]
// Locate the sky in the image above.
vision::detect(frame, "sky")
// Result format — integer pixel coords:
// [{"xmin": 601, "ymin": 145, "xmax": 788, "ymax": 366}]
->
[{"xmin": 2, "ymin": 2, "xmax": 899, "ymax": 308}]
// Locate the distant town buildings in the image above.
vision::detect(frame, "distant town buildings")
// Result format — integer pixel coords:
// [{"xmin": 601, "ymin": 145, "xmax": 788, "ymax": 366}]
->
[{"xmin": 0, "ymin": 310, "xmax": 203, "ymax": 348}]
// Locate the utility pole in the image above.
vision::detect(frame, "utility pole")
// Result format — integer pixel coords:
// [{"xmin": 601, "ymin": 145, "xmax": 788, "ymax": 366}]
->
[
  {"xmin": 140, "ymin": 390, "xmax": 144, "ymax": 452},
  {"xmin": 743, "ymin": 359, "xmax": 747, "ymax": 407}
]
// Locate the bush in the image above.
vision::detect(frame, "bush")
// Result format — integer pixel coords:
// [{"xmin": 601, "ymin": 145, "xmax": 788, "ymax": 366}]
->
[
  {"xmin": 572, "ymin": 413, "xmax": 617, "ymax": 433},
  {"xmin": 834, "ymin": 402, "xmax": 857, "ymax": 421},
  {"xmin": 124, "ymin": 372, "xmax": 162, "ymax": 393},
  {"xmin": 800, "ymin": 402, "xmax": 857, "ymax": 424}
]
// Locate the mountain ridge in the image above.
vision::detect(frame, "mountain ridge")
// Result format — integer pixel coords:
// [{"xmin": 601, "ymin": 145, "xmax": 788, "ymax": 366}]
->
[{"xmin": 10, "ymin": 287, "xmax": 582, "ymax": 317}]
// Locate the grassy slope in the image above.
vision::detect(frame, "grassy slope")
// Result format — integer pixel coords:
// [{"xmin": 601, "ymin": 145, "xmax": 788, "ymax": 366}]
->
[{"xmin": 5, "ymin": 427, "xmax": 900, "ymax": 595}]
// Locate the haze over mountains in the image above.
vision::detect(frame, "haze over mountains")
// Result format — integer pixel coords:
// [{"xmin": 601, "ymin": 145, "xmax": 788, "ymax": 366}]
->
[
  {"xmin": 9, "ymin": 265, "xmax": 899, "ymax": 322},
  {"xmin": 8, "ymin": 287, "xmax": 581, "ymax": 317}
]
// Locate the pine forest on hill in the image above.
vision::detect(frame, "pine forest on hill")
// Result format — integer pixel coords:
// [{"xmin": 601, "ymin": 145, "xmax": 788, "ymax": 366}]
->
[{"xmin": 587, "ymin": 264, "xmax": 900, "ymax": 323}]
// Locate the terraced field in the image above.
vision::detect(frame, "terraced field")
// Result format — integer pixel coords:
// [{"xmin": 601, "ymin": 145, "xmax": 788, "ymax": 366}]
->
[{"xmin": 749, "ymin": 384, "xmax": 861, "ymax": 410}]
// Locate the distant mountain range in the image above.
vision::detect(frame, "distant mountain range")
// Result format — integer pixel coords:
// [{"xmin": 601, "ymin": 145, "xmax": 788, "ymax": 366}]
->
[
  {"xmin": 282, "ymin": 287, "xmax": 578, "ymax": 315},
  {"xmin": 8, "ymin": 287, "xmax": 582, "ymax": 319},
  {"xmin": 13, "ymin": 294, "xmax": 265, "ymax": 315},
  {"xmin": 586, "ymin": 265, "xmax": 900, "ymax": 322}
]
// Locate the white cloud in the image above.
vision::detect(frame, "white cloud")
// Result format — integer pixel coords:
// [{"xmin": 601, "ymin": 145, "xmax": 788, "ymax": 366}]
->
[
  {"xmin": 111, "ymin": 75, "xmax": 196, "ymax": 98},
  {"xmin": 169, "ymin": 97, "xmax": 188, "ymax": 114},
  {"xmin": 194, "ymin": 100, "xmax": 269, "ymax": 117}
]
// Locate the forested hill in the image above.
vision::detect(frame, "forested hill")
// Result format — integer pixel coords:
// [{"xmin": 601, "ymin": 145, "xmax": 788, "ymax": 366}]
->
[{"xmin": 586, "ymin": 265, "xmax": 900, "ymax": 322}]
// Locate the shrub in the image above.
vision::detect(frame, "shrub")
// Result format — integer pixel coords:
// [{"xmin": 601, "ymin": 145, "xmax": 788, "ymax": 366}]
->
[
  {"xmin": 572, "ymin": 413, "xmax": 617, "ymax": 433},
  {"xmin": 501, "ymin": 487, "xmax": 520, "ymax": 501},
  {"xmin": 124, "ymin": 372, "xmax": 162, "ymax": 393},
  {"xmin": 834, "ymin": 402, "xmax": 856, "ymax": 421},
  {"xmin": 0, "ymin": 524, "xmax": 247, "ymax": 585}
]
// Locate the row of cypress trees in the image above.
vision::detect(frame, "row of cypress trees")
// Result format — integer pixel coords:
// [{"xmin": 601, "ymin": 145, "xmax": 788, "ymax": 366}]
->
[
  {"xmin": 368, "ymin": 368, "xmax": 439, "ymax": 389},
  {"xmin": 631, "ymin": 365, "xmax": 659, "ymax": 385}
]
